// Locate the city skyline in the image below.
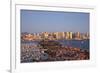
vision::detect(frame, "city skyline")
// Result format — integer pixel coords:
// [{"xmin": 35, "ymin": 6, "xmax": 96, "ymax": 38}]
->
[{"xmin": 21, "ymin": 10, "xmax": 89, "ymax": 33}]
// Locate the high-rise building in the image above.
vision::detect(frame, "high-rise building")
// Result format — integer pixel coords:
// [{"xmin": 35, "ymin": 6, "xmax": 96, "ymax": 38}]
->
[
  {"xmin": 76, "ymin": 32, "xmax": 80, "ymax": 39},
  {"xmin": 65, "ymin": 32, "xmax": 73, "ymax": 39},
  {"xmin": 62, "ymin": 32, "xmax": 65, "ymax": 39},
  {"xmin": 58, "ymin": 32, "xmax": 65, "ymax": 39},
  {"xmin": 65, "ymin": 32, "xmax": 69, "ymax": 39},
  {"xmin": 69, "ymin": 32, "xmax": 73, "ymax": 39}
]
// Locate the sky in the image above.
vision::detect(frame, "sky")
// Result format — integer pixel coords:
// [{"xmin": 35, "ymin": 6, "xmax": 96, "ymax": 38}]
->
[{"xmin": 21, "ymin": 10, "xmax": 89, "ymax": 33}]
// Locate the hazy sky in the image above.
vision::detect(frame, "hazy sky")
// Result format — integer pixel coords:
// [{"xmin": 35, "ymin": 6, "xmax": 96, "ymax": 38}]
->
[{"xmin": 21, "ymin": 10, "xmax": 89, "ymax": 33}]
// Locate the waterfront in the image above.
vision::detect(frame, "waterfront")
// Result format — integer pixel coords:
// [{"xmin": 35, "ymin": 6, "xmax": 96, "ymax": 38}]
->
[
  {"xmin": 21, "ymin": 39, "xmax": 89, "ymax": 50},
  {"xmin": 58, "ymin": 39, "xmax": 89, "ymax": 51},
  {"xmin": 21, "ymin": 39, "xmax": 89, "ymax": 63}
]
